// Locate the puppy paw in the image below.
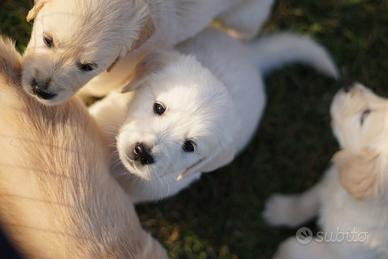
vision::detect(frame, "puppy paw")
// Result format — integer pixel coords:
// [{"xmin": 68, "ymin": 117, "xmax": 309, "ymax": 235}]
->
[{"xmin": 263, "ymin": 194, "xmax": 297, "ymax": 227}]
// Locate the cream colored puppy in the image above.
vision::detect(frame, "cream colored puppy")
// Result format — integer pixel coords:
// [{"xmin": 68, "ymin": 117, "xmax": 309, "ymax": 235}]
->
[
  {"xmin": 91, "ymin": 28, "xmax": 338, "ymax": 203},
  {"xmin": 264, "ymin": 84, "xmax": 388, "ymax": 259},
  {"xmin": 0, "ymin": 36, "xmax": 167, "ymax": 258},
  {"xmin": 22, "ymin": 0, "xmax": 273, "ymax": 105}
]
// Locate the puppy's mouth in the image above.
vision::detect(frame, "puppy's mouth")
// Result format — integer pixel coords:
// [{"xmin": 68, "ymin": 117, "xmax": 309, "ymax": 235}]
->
[
  {"xmin": 31, "ymin": 85, "xmax": 57, "ymax": 100},
  {"xmin": 120, "ymin": 155, "xmax": 154, "ymax": 180}
]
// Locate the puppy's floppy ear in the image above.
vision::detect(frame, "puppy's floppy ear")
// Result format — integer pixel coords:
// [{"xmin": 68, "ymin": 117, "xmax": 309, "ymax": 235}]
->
[
  {"xmin": 333, "ymin": 148, "xmax": 383, "ymax": 200},
  {"xmin": 131, "ymin": 17, "xmax": 155, "ymax": 51},
  {"xmin": 177, "ymin": 145, "xmax": 237, "ymax": 181},
  {"xmin": 27, "ymin": 0, "xmax": 48, "ymax": 22},
  {"xmin": 106, "ymin": 57, "xmax": 120, "ymax": 73},
  {"xmin": 107, "ymin": 17, "xmax": 155, "ymax": 73},
  {"xmin": 178, "ymin": 106, "xmax": 241, "ymax": 180}
]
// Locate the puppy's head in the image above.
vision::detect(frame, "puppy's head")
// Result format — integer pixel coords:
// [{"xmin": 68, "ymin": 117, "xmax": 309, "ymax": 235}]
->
[
  {"xmin": 117, "ymin": 51, "xmax": 240, "ymax": 181},
  {"xmin": 23, "ymin": 0, "xmax": 155, "ymax": 105},
  {"xmin": 331, "ymin": 83, "xmax": 388, "ymax": 200}
]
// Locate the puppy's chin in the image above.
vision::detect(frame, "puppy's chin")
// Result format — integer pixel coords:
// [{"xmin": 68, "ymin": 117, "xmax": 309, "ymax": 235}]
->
[
  {"xmin": 330, "ymin": 90, "xmax": 346, "ymax": 118},
  {"xmin": 26, "ymin": 90, "xmax": 68, "ymax": 106},
  {"xmin": 330, "ymin": 90, "xmax": 349, "ymax": 142},
  {"xmin": 22, "ymin": 85, "xmax": 73, "ymax": 106},
  {"xmin": 119, "ymin": 153, "xmax": 154, "ymax": 181}
]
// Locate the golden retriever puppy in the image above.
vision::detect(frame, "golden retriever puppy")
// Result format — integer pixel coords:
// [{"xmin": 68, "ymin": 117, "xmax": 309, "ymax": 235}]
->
[
  {"xmin": 90, "ymin": 28, "xmax": 338, "ymax": 203},
  {"xmin": 22, "ymin": 0, "xmax": 272, "ymax": 105},
  {"xmin": 263, "ymin": 84, "xmax": 388, "ymax": 259},
  {"xmin": 0, "ymin": 36, "xmax": 167, "ymax": 259}
]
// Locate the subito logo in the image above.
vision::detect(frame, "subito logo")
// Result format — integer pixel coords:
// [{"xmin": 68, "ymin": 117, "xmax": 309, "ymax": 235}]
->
[{"xmin": 296, "ymin": 227, "xmax": 313, "ymax": 245}]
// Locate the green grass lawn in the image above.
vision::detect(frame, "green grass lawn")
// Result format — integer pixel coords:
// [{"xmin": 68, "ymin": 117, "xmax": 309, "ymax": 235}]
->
[{"xmin": 1, "ymin": 0, "xmax": 388, "ymax": 258}]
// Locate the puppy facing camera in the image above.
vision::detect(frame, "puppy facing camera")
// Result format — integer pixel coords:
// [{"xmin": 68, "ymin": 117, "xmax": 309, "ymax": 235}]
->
[
  {"xmin": 22, "ymin": 0, "xmax": 154, "ymax": 105},
  {"xmin": 264, "ymin": 83, "xmax": 388, "ymax": 258},
  {"xmin": 91, "ymin": 28, "xmax": 338, "ymax": 203}
]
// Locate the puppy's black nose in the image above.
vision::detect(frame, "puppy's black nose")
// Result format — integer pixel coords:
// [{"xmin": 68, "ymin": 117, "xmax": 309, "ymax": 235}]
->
[
  {"xmin": 133, "ymin": 143, "xmax": 154, "ymax": 165},
  {"xmin": 343, "ymin": 84, "xmax": 355, "ymax": 93},
  {"xmin": 31, "ymin": 78, "xmax": 57, "ymax": 100}
]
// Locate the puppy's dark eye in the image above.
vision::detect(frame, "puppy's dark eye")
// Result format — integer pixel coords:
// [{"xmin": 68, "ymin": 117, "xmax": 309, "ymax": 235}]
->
[
  {"xmin": 43, "ymin": 34, "xmax": 54, "ymax": 48},
  {"xmin": 77, "ymin": 62, "xmax": 97, "ymax": 72},
  {"xmin": 360, "ymin": 109, "xmax": 371, "ymax": 126},
  {"xmin": 182, "ymin": 140, "xmax": 196, "ymax": 153},
  {"xmin": 153, "ymin": 102, "xmax": 166, "ymax": 115}
]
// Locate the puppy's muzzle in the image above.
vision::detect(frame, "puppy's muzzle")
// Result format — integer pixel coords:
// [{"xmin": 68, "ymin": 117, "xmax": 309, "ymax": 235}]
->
[
  {"xmin": 31, "ymin": 78, "xmax": 57, "ymax": 100},
  {"xmin": 133, "ymin": 143, "xmax": 154, "ymax": 166}
]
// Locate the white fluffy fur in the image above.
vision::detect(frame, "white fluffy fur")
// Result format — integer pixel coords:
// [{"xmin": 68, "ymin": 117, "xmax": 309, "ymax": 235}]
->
[
  {"xmin": 218, "ymin": 0, "xmax": 275, "ymax": 40},
  {"xmin": 90, "ymin": 28, "xmax": 338, "ymax": 203},
  {"xmin": 264, "ymin": 84, "xmax": 388, "ymax": 259},
  {"xmin": 0, "ymin": 36, "xmax": 167, "ymax": 258},
  {"xmin": 22, "ymin": 0, "xmax": 271, "ymax": 105}
]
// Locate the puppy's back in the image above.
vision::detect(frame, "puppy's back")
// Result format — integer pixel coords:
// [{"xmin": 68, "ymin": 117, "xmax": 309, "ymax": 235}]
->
[
  {"xmin": 0, "ymin": 37, "xmax": 167, "ymax": 258},
  {"xmin": 0, "ymin": 37, "xmax": 108, "ymax": 257}
]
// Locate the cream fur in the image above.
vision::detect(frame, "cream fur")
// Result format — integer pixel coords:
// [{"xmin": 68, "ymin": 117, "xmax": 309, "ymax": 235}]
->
[
  {"xmin": 264, "ymin": 84, "xmax": 388, "ymax": 259},
  {"xmin": 90, "ymin": 28, "xmax": 337, "ymax": 203},
  {"xmin": 22, "ymin": 0, "xmax": 271, "ymax": 105},
  {"xmin": 0, "ymin": 36, "xmax": 167, "ymax": 258}
]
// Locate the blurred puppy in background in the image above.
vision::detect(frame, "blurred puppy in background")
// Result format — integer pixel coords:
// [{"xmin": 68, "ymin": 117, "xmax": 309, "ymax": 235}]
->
[
  {"xmin": 22, "ymin": 0, "xmax": 274, "ymax": 105},
  {"xmin": 90, "ymin": 28, "xmax": 338, "ymax": 203},
  {"xmin": 264, "ymin": 84, "xmax": 388, "ymax": 259},
  {"xmin": 0, "ymin": 36, "xmax": 167, "ymax": 258}
]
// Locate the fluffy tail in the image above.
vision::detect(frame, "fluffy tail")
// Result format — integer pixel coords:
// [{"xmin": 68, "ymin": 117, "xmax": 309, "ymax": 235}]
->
[{"xmin": 247, "ymin": 33, "xmax": 339, "ymax": 79}]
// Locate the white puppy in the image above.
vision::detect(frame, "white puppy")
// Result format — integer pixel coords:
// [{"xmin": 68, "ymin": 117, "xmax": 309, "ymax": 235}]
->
[
  {"xmin": 263, "ymin": 84, "xmax": 388, "ymax": 259},
  {"xmin": 22, "ymin": 0, "xmax": 273, "ymax": 105},
  {"xmin": 90, "ymin": 28, "xmax": 338, "ymax": 203}
]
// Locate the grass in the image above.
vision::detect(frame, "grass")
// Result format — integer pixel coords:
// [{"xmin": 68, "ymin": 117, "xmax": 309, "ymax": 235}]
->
[{"xmin": 1, "ymin": 0, "xmax": 388, "ymax": 258}]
